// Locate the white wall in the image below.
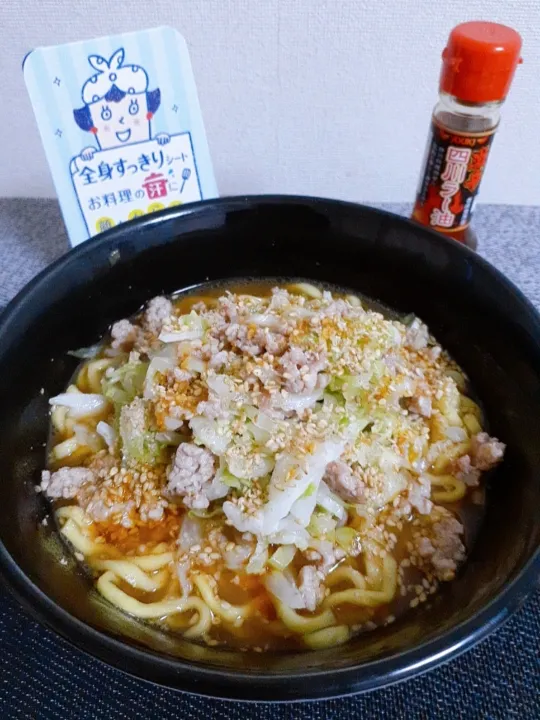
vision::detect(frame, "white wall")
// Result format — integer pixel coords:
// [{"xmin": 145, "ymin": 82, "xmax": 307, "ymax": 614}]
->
[{"xmin": 1, "ymin": 0, "xmax": 538, "ymax": 204}]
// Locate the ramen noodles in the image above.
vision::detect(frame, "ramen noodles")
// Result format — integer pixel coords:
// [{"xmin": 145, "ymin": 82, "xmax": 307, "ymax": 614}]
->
[{"xmin": 39, "ymin": 283, "xmax": 505, "ymax": 651}]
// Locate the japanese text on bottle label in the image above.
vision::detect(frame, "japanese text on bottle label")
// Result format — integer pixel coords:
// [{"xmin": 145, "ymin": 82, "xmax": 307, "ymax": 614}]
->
[{"xmin": 413, "ymin": 119, "xmax": 495, "ymax": 234}]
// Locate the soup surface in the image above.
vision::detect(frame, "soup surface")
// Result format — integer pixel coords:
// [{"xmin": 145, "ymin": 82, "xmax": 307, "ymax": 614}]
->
[{"xmin": 39, "ymin": 281, "xmax": 505, "ymax": 651}]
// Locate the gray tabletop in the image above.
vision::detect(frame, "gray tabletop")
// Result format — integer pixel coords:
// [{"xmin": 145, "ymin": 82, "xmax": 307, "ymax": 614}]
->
[{"xmin": 0, "ymin": 198, "xmax": 539, "ymax": 719}]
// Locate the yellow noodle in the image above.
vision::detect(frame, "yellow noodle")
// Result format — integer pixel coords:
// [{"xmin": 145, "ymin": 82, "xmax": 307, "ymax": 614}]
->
[
  {"xmin": 58, "ymin": 508, "xmax": 119, "ymax": 559},
  {"xmin": 363, "ymin": 542, "xmax": 386, "ymax": 587},
  {"xmin": 60, "ymin": 519, "xmax": 99, "ymax": 555},
  {"xmin": 427, "ymin": 474, "xmax": 467, "ymax": 503},
  {"xmin": 57, "ymin": 505, "xmax": 92, "ymax": 527},
  {"xmin": 92, "ymin": 560, "xmax": 169, "ymax": 592},
  {"xmin": 429, "ymin": 413, "xmax": 449, "ymax": 443},
  {"xmin": 303, "ymin": 625, "xmax": 350, "ymax": 650},
  {"xmin": 323, "ymin": 556, "xmax": 397, "ymax": 609},
  {"xmin": 275, "ymin": 603, "xmax": 336, "ymax": 634},
  {"xmin": 349, "ymin": 507, "xmax": 375, "ymax": 535},
  {"xmin": 76, "ymin": 365, "xmax": 90, "ymax": 392},
  {"xmin": 85, "ymin": 358, "xmax": 117, "ymax": 393},
  {"xmin": 446, "ymin": 369, "xmax": 467, "ymax": 392},
  {"xmin": 51, "ymin": 406, "xmax": 71, "ymax": 435},
  {"xmin": 96, "ymin": 571, "xmax": 212, "ymax": 638},
  {"xmin": 463, "ymin": 413, "xmax": 482, "ymax": 435},
  {"xmin": 193, "ymin": 574, "xmax": 251, "ymax": 623},
  {"xmin": 51, "ymin": 385, "xmax": 82, "ymax": 435},
  {"xmin": 460, "ymin": 396, "xmax": 481, "ymax": 417},
  {"xmin": 431, "ymin": 441, "xmax": 470, "ymax": 473},
  {"xmin": 153, "ymin": 543, "xmax": 170, "ymax": 553},
  {"xmin": 326, "ymin": 566, "xmax": 366, "ymax": 590},
  {"xmin": 51, "ymin": 437, "xmax": 87, "ymax": 461},
  {"xmin": 130, "ymin": 553, "xmax": 174, "ymax": 571},
  {"xmin": 289, "ymin": 282, "xmax": 322, "ymax": 299}
]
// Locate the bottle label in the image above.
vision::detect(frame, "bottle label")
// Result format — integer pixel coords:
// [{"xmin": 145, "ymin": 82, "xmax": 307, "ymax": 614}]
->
[{"xmin": 413, "ymin": 118, "xmax": 496, "ymax": 234}]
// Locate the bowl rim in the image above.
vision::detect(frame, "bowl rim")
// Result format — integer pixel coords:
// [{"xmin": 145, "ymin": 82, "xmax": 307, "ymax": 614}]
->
[{"xmin": 1, "ymin": 194, "xmax": 539, "ymax": 701}]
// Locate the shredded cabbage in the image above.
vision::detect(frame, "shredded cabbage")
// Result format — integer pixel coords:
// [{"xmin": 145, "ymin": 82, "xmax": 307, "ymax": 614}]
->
[
  {"xmin": 335, "ymin": 526, "xmax": 360, "ymax": 554},
  {"xmin": 49, "ymin": 392, "xmax": 108, "ymax": 418},
  {"xmin": 246, "ymin": 540, "xmax": 268, "ymax": 574},
  {"xmin": 190, "ymin": 416, "xmax": 230, "ymax": 455},
  {"xmin": 262, "ymin": 440, "xmax": 344, "ymax": 535},
  {"xmin": 290, "ymin": 488, "xmax": 318, "ymax": 527},
  {"xmin": 68, "ymin": 343, "xmax": 103, "ymax": 359},
  {"xmin": 267, "ymin": 516, "xmax": 311, "ymax": 549},
  {"xmin": 119, "ymin": 399, "xmax": 165, "ymax": 465},
  {"xmin": 248, "ymin": 421, "xmax": 271, "ymax": 444},
  {"xmin": 224, "ymin": 543, "xmax": 252, "ymax": 570},
  {"xmin": 96, "ymin": 420, "xmax": 116, "ymax": 450},
  {"xmin": 263, "ymin": 570, "xmax": 306, "ymax": 609},
  {"xmin": 227, "ymin": 452, "xmax": 273, "ymax": 481},
  {"xmin": 144, "ymin": 357, "xmax": 174, "ymax": 399},
  {"xmin": 163, "ymin": 416, "xmax": 183, "ymax": 431},
  {"xmin": 177, "ymin": 559, "xmax": 192, "ymax": 597},
  {"xmin": 159, "ymin": 312, "xmax": 207, "ymax": 343},
  {"xmin": 279, "ymin": 390, "xmax": 323, "ymax": 413},
  {"xmin": 178, "ymin": 515, "xmax": 203, "ymax": 551},
  {"xmin": 102, "ymin": 360, "xmax": 148, "ymax": 405},
  {"xmin": 245, "ymin": 313, "xmax": 285, "ymax": 331},
  {"xmin": 269, "ymin": 545, "xmax": 296, "ymax": 571},
  {"xmin": 185, "ymin": 356, "xmax": 206, "ymax": 374},
  {"xmin": 308, "ymin": 511, "xmax": 338, "ymax": 539},
  {"xmin": 316, "ymin": 481, "xmax": 348, "ymax": 522}
]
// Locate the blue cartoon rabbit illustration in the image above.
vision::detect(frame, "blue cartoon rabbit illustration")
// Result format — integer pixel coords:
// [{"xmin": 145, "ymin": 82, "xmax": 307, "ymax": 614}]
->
[{"xmin": 73, "ymin": 48, "xmax": 170, "ymax": 161}]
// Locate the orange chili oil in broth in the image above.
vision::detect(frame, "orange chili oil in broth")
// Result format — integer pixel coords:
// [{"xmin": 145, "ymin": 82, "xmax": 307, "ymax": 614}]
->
[{"xmin": 49, "ymin": 279, "xmax": 486, "ymax": 651}]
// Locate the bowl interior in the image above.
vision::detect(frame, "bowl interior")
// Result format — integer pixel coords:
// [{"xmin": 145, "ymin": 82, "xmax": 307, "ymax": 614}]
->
[{"xmin": 0, "ymin": 197, "xmax": 539, "ymax": 699}]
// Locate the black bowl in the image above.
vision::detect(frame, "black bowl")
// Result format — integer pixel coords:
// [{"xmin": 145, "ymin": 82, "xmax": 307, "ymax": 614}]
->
[{"xmin": 0, "ymin": 196, "xmax": 539, "ymax": 701}]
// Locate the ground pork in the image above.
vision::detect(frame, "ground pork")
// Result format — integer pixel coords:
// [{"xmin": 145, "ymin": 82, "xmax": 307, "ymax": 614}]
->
[
  {"xmin": 320, "ymin": 298, "xmax": 353, "ymax": 318},
  {"xmin": 297, "ymin": 565, "xmax": 325, "ymax": 611},
  {"xmin": 453, "ymin": 432, "xmax": 505, "ymax": 486},
  {"xmin": 196, "ymin": 397, "xmax": 230, "ymax": 420},
  {"xmin": 323, "ymin": 460, "xmax": 365, "ymax": 503},
  {"xmin": 269, "ymin": 287, "xmax": 290, "ymax": 311},
  {"xmin": 470, "ymin": 432, "xmax": 505, "ymax": 470},
  {"xmin": 453, "ymin": 455, "xmax": 480, "ymax": 487},
  {"xmin": 110, "ymin": 319, "xmax": 139, "ymax": 350},
  {"xmin": 224, "ymin": 323, "xmax": 288, "ymax": 357},
  {"xmin": 40, "ymin": 467, "xmax": 95, "ymax": 499},
  {"xmin": 166, "ymin": 443, "xmax": 216, "ymax": 509},
  {"xmin": 217, "ymin": 295, "xmax": 240, "ymax": 323},
  {"xmin": 209, "ymin": 350, "xmax": 230, "ymax": 370},
  {"xmin": 279, "ymin": 347, "xmax": 327, "ymax": 394},
  {"xmin": 414, "ymin": 511, "xmax": 465, "ymax": 581},
  {"xmin": 144, "ymin": 296, "xmax": 173, "ymax": 335},
  {"xmin": 83, "ymin": 496, "xmax": 136, "ymax": 527}
]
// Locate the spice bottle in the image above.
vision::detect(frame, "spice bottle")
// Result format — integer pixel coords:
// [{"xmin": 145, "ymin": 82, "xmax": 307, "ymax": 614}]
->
[{"xmin": 412, "ymin": 21, "xmax": 522, "ymax": 248}]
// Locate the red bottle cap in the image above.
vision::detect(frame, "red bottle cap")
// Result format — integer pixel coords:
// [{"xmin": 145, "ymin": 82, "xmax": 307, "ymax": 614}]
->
[{"xmin": 440, "ymin": 21, "xmax": 522, "ymax": 104}]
